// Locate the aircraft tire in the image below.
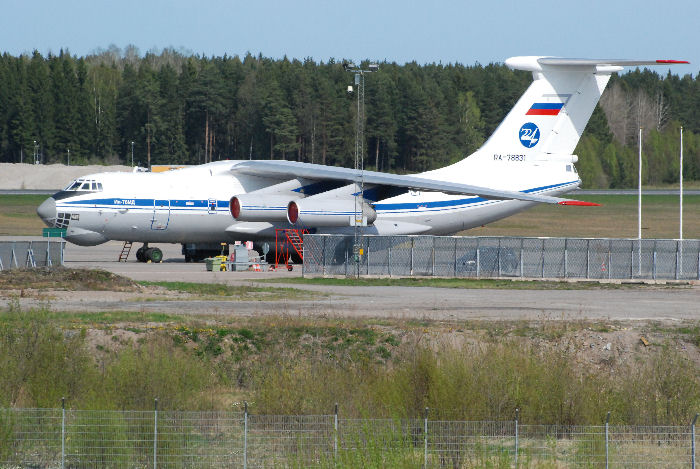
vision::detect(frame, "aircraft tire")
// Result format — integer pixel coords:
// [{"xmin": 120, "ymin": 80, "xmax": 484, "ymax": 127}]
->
[
  {"xmin": 147, "ymin": 247, "xmax": 163, "ymax": 263},
  {"xmin": 136, "ymin": 247, "xmax": 146, "ymax": 262}
]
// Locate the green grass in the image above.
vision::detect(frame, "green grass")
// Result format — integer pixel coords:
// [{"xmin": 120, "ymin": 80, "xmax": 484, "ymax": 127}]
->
[
  {"xmin": 0, "ymin": 194, "xmax": 49, "ymax": 235},
  {"xmin": 259, "ymin": 276, "xmax": 685, "ymax": 290}
]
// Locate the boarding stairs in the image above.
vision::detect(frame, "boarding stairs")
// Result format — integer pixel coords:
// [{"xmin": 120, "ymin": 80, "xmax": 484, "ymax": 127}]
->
[
  {"xmin": 274, "ymin": 228, "xmax": 317, "ymax": 270},
  {"xmin": 118, "ymin": 241, "xmax": 133, "ymax": 262}
]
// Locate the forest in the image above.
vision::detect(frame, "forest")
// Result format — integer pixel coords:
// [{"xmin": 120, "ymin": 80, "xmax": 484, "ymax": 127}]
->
[{"xmin": 0, "ymin": 46, "xmax": 698, "ymax": 188}]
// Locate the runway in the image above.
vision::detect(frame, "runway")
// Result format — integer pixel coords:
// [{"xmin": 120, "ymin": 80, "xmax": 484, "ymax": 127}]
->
[{"xmin": 4, "ymin": 237, "xmax": 694, "ymax": 322}]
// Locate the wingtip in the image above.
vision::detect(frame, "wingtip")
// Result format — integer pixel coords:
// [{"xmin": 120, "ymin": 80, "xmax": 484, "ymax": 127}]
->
[
  {"xmin": 558, "ymin": 200, "xmax": 601, "ymax": 207},
  {"xmin": 656, "ymin": 60, "xmax": 690, "ymax": 64}
]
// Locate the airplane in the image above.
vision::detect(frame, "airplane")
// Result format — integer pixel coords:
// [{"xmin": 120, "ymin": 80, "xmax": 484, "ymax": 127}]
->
[{"xmin": 36, "ymin": 56, "xmax": 687, "ymax": 263}]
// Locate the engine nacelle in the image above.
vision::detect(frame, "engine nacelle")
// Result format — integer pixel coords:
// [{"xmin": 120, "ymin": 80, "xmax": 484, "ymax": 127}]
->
[
  {"xmin": 287, "ymin": 199, "xmax": 377, "ymax": 227},
  {"xmin": 230, "ymin": 194, "xmax": 292, "ymax": 222}
]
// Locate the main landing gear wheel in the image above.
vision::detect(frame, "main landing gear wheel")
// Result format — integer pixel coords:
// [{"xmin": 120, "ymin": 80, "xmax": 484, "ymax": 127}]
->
[
  {"xmin": 136, "ymin": 246, "xmax": 146, "ymax": 262},
  {"xmin": 136, "ymin": 244, "xmax": 162, "ymax": 263},
  {"xmin": 146, "ymin": 247, "xmax": 163, "ymax": 263}
]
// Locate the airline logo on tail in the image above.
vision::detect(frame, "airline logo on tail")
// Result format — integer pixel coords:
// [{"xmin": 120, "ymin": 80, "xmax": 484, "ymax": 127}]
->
[{"xmin": 519, "ymin": 123, "xmax": 540, "ymax": 148}]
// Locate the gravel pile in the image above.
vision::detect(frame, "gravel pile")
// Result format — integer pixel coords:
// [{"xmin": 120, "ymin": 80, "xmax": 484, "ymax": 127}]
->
[{"xmin": 0, "ymin": 163, "xmax": 132, "ymax": 190}]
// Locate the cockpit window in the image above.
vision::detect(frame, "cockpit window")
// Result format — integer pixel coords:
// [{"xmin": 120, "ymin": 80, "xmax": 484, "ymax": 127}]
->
[{"xmin": 62, "ymin": 179, "xmax": 104, "ymax": 192}]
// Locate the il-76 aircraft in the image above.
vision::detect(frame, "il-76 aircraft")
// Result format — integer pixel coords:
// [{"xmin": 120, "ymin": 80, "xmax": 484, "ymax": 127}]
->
[{"xmin": 37, "ymin": 56, "xmax": 687, "ymax": 262}]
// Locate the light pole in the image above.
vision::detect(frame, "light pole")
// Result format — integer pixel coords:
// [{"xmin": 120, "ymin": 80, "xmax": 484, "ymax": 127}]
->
[
  {"xmin": 33, "ymin": 140, "xmax": 39, "ymax": 165},
  {"xmin": 638, "ymin": 128, "xmax": 642, "ymax": 276},
  {"xmin": 131, "ymin": 141, "xmax": 135, "ymax": 167},
  {"xmin": 67, "ymin": 148, "xmax": 70, "ymax": 166},
  {"xmin": 344, "ymin": 61, "xmax": 378, "ymax": 277}
]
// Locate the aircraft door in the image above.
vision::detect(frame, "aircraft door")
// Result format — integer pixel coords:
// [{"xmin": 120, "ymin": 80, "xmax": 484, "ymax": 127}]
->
[{"xmin": 151, "ymin": 199, "xmax": 170, "ymax": 230}]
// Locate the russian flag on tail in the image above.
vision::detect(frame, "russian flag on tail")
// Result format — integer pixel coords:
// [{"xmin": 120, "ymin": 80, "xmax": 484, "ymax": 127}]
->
[{"xmin": 527, "ymin": 102, "xmax": 564, "ymax": 116}]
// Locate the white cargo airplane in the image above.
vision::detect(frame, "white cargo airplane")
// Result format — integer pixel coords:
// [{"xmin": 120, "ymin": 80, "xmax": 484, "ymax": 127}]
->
[{"xmin": 37, "ymin": 56, "xmax": 687, "ymax": 262}]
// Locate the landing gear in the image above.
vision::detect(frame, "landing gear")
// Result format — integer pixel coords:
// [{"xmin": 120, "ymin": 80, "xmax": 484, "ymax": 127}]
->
[{"xmin": 136, "ymin": 244, "xmax": 163, "ymax": 263}]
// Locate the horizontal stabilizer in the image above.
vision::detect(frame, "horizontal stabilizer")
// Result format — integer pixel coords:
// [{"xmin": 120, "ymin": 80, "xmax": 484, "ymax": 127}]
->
[{"xmin": 506, "ymin": 56, "xmax": 689, "ymax": 72}]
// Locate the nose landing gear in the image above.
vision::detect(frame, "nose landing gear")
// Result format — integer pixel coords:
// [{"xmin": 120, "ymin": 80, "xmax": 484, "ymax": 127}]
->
[{"xmin": 136, "ymin": 244, "xmax": 163, "ymax": 263}]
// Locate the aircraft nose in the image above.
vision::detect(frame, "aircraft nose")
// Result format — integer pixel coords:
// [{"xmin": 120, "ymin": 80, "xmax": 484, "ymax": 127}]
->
[{"xmin": 37, "ymin": 197, "xmax": 57, "ymax": 226}]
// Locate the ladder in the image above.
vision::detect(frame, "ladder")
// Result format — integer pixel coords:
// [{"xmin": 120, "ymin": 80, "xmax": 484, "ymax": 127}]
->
[
  {"xmin": 118, "ymin": 241, "xmax": 133, "ymax": 262},
  {"xmin": 274, "ymin": 229, "xmax": 308, "ymax": 270}
]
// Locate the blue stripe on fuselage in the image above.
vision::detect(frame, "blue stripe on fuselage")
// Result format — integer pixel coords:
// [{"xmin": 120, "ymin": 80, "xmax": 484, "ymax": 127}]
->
[{"xmin": 55, "ymin": 181, "xmax": 578, "ymax": 214}]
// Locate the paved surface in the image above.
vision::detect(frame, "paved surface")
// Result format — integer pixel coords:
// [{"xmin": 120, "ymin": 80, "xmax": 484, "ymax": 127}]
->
[{"xmin": 3, "ymin": 237, "xmax": 699, "ymax": 321}]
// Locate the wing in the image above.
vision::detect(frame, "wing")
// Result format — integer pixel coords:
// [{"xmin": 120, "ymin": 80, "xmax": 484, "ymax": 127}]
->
[{"xmin": 230, "ymin": 160, "xmax": 598, "ymax": 206}]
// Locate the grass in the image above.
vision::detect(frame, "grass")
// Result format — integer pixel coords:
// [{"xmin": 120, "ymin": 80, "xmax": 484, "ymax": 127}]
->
[
  {"xmin": 463, "ymin": 194, "xmax": 700, "ymax": 239},
  {"xmin": 0, "ymin": 267, "xmax": 138, "ymax": 291},
  {"xmin": 0, "ymin": 194, "xmax": 698, "ymax": 239},
  {"xmin": 0, "ymin": 194, "xmax": 48, "ymax": 236}
]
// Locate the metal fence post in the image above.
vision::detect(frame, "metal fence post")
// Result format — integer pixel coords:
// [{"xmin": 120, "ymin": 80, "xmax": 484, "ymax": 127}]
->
[
  {"xmin": 608, "ymin": 250, "xmax": 612, "ymax": 280},
  {"xmin": 388, "ymin": 239, "xmax": 392, "ymax": 277},
  {"xmin": 514, "ymin": 408, "xmax": 519, "ymax": 468},
  {"xmin": 476, "ymin": 242, "xmax": 481, "ymax": 277},
  {"xmin": 586, "ymin": 239, "xmax": 590, "ymax": 279},
  {"xmin": 366, "ymin": 238, "xmax": 370, "ymax": 276},
  {"xmin": 498, "ymin": 238, "xmax": 502, "ymax": 277},
  {"xmin": 61, "ymin": 397, "xmax": 65, "ymax": 469},
  {"xmin": 454, "ymin": 238, "xmax": 458, "ymax": 277},
  {"xmin": 424, "ymin": 407, "xmax": 429, "ymax": 468},
  {"xmin": 541, "ymin": 240, "xmax": 545, "ymax": 279},
  {"xmin": 410, "ymin": 238, "xmax": 415, "ymax": 275},
  {"xmin": 653, "ymin": 250, "xmax": 657, "ymax": 280},
  {"xmin": 244, "ymin": 401, "xmax": 248, "ymax": 469},
  {"xmin": 154, "ymin": 398, "xmax": 158, "ymax": 469},
  {"xmin": 564, "ymin": 238, "xmax": 568, "ymax": 278},
  {"xmin": 692, "ymin": 413, "xmax": 698, "ymax": 469},
  {"xmin": 676, "ymin": 241, "xmax": 680, "ymax": 280},
  {"xmin": 520, "ymin": 239, "xmax": 524, "ymax": 278},
  {"xmin": 431, "ymin": 237, "xmax": 435, "ymax": 276},
  {"xmin": 334, "ymin": 403, "xmax": 338, "ymax": 459},
  {"xmin": 605, "ymin": 412, "xmax": 610, "ymax": 469},
  {"xmin": 322, "ymin": 236, "xmax": 326, "ymax": 276}
]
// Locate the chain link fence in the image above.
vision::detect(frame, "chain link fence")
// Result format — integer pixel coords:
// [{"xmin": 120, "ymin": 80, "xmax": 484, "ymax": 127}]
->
[
  {"xmin": 0, "ymin": 240, "xmax": 65, "ymax": 271},
  {"xmin": 303, "ymin": 235, "xmax": 700, "ymax": 281},
  {"xmin": 1, "ymin": 406, "xmax": 698, "ymax": 468}
]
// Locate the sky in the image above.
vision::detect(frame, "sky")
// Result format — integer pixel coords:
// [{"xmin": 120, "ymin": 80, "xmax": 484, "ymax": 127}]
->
[{"xmin": 2, "ymin": 0, "xmax": 698, "ymax": 76}]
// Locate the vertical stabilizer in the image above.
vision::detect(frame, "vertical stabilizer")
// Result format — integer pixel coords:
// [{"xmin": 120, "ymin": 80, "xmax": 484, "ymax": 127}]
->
[{"xmin": 474, "ymin": 57, "xmax": 688, "ymax": 159}]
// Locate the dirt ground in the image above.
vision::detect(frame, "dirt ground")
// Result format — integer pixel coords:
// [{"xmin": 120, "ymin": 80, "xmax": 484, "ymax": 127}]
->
[{"xmin": 2, "ymin": 282, "xmax": 698, "ymax": 372}]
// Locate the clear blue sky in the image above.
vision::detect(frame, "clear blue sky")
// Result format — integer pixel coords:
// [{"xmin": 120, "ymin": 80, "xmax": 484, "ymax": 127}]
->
[{"xmin": 3, "ymin": 0, "xmax": 697, "ymax": 76}]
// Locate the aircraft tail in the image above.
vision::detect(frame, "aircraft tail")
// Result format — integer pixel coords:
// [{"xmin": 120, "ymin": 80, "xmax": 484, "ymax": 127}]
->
[{"xmin": 474, "ymin": 57, "xmax": 688, "ymax": 159}]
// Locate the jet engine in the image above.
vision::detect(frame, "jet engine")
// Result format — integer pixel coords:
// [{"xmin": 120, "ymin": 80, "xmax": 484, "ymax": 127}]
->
[
  {"xmin": 230, "ymin": 194, "xmax": 292, "ymax": 222},
  {"xmin": 287, "ymin": 199, "xmax": 377, "ymax": 227}
]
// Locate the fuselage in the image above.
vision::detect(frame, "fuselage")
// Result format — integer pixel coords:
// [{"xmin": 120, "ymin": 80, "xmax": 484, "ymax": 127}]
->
[{"xmin": 37, "ymin": 154, "xmax": 580, "ymax": 247}]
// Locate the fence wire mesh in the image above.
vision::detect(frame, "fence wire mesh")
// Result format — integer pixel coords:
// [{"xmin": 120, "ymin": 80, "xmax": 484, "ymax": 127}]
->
[
  {"xmin": 2, "ymin": 408, "xmax": 699, "ymax": 468},
  {"xmin": 303, "ymin": 235, "xmax": 700, "ymax": 281},
  {"xmin": 0, "ymin": 240, "xmax": 65, "ymax": 270}
]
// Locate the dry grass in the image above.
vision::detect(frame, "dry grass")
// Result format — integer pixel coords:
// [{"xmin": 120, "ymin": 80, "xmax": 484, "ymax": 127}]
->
[
  {"xmin": 0, "ymin": 267, "xmax": 138, "ymax": 291},
  {"xmin": 467, "ymin": 195, "xmax": 699, "ymax": 239}
]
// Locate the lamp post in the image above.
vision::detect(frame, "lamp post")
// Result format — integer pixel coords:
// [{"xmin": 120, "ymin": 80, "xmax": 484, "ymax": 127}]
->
[
  {"xmin": 67, "ymin": 148, "xmax": 70, "ymax": 166},
  {"xmin": 638, "ymin": 128, "xmax": 642, "ymax": 276},
  {"xmin": 33, "ymin": 140, "xmax": 39, "ymax": 165},
  {"xmin": 344, "ymin": 61, "xmax": 378, "ymax": 277},
  {"xmin": 131, "ymin": 141, "xmax": 135, "ymax": 167}
]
